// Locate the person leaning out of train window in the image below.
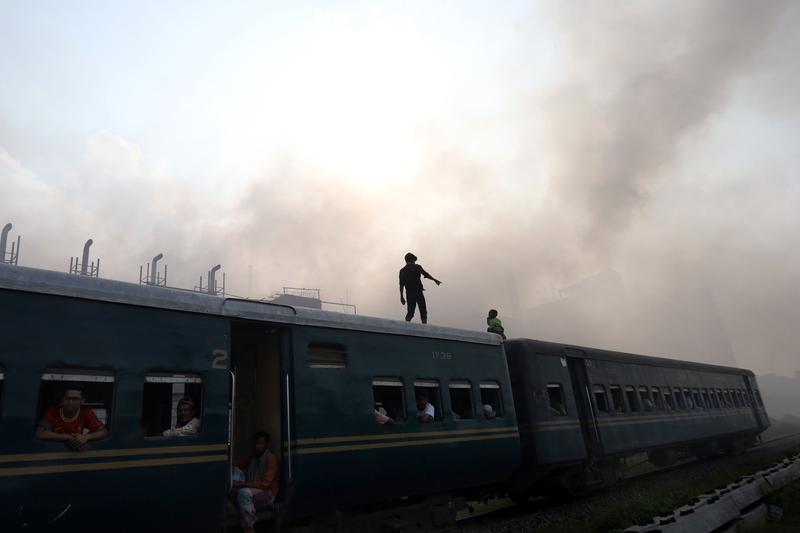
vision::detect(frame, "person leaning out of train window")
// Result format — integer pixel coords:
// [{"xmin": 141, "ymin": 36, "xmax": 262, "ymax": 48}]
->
[
  {"xmin": 417, "ymin": 394, "xmax": 434, "ymax": 423},
  {"xmin": 231, "ymin": 431, "xmax": 280, "ymax": 533},
  {"xmin": 162, "ymin": 397, "xmax": 200, "ymax": 437},
  {"xmin": 36, "ymin": 385, "xmax": 109, "ymax": 451},
  {"xmin": 374, "ymin": 404, "xmax": 395, "ymax": 425}
]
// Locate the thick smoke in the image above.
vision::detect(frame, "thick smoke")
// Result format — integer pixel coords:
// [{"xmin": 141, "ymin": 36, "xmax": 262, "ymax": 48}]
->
[{"xmin": 1, "ymin": 1, "xmax": 799, "ymax": 381}]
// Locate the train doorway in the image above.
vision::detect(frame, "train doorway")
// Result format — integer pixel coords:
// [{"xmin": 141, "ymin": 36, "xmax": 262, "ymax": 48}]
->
[{"xmin": 230, "ymin": 322, "xmax": 284, "ymax": 469}]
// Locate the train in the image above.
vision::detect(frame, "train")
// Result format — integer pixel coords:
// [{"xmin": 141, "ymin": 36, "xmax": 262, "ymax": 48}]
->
[{"xmin": 0, "ymin": 262, "xmax": 769, "ymax": 532}]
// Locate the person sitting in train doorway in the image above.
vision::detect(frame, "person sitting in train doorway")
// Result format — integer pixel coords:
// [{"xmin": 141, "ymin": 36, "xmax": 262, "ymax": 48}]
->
[
  {"xmin": 35, "ymin": 385, "xmax": 109, "ymax": 451},
  {"xmin": 399, "ymin": 252, "xmax": 442, "ymax": 324},
  {"xmin": 231, "ymin": 431, "xmax": 280, "ymax": 533},
  {"xmin": 486, "ymin": 309, "xmax": 506, "ymax": 340},
  {"xmin": 417, "ymin": 394, "xmax": 435, "ymax": 423},
  {"xmin": 162, "ymin": 397, "xmax": 200, "ymax": 437}
]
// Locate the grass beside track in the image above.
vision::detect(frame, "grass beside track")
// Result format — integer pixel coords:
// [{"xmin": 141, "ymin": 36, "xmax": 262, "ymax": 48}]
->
[{"xmin": 545, "ymin": 445, "xmax": 800, "ymax": 533}]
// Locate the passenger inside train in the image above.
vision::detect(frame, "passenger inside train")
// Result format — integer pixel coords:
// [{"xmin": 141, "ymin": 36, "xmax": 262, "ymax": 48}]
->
[
  {"xmin": 35, "ymin": 385, "xmax": 109, "ymax": 451},
  {"xmin": 162, "ymin": 397, "xmax": 200, "ymax": 437},
  {"xmin": 416, "ymin": 394, "xmax": 435, "ymax": 423},
  {"xmin": 231, "ymin": 431, "xmax": 280, "ymax": 533},
  {"xmin": 482, "ymin": 404, "xmax": 496, "ymax": 419},
  {"xmin": 373, "ymin": 404, "xmax": 395, "ymax": 425}
]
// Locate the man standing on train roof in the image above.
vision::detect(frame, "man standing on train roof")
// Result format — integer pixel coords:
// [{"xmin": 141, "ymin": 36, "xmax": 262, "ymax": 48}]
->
[
  {"xmin": 399, "ymin": 252, "xmax": 442, "ymax": 324},
  {"xmin": 35, "ymin": 385, "xmax": 109, "ymax": 451}
]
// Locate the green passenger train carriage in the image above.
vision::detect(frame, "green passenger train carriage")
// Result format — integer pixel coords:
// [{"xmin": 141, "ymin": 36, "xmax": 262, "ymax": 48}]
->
[{"xmin": 0, "ymin": 263, "xmax": 519, "ymax": 532}]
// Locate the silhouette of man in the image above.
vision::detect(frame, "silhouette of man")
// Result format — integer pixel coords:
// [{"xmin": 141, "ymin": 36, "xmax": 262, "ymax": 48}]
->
[{"xmin": 399, "ymin": 252, "xmax": 441, "ymax": 324}]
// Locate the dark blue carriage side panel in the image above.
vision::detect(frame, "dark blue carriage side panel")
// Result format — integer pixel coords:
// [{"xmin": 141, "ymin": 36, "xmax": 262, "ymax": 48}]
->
[
  {"xmin": 505, "ymin": 341, "xmax": 586, "ymax": 467},
  {"xmin": 0, "ymin": 289, "xmax": 231, "ymax": 532},
  {"xmin": 282, "ymin": 326, "xmax": 519, "ymax": 519},
  {"xmin": 584, "ymin": 359, "xmax": 761, "ymax": 456}
]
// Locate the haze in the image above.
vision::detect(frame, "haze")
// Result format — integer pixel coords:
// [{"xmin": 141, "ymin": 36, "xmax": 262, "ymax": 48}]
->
[{"xmin": 1, "ymin": 1, "xmax": 798, "ymax": 378}]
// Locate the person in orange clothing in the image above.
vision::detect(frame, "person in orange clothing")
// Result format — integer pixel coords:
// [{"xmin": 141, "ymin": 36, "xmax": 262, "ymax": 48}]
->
[
  {"xmin": 35, "ymin": 385, "xmax": 109, "ymax": 451},
  {"xmin": 231, "ymin": 430, "xmax": 280, "ymax": 533}
]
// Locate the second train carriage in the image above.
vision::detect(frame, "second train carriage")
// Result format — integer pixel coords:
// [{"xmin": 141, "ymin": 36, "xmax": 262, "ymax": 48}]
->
[
  {"xmin": 504, "ymin": 339, "xmax": 769, "ymax": 498},
  {"xmin": 0, "ymin": 263, "xmax": 519, "ymax": 532}
]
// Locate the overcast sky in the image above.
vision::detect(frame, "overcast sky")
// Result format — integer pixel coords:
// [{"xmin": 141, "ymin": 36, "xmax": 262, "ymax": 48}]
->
[{"xmin": 1, "ymin": 1, "xmax": 798, "ymax": 376}]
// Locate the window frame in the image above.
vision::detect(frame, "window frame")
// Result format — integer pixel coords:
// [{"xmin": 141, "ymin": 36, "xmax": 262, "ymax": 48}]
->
[
  {"xmin": 448, "ymin": 380, "xmax": 474, "ymax": 421},
  {"xmin": 609, "ymin": 385, "xmax": 625, "ymax": 413},
  {"xmin": 37, "ymin": 367, "xmax": 116, "ymax": 428},
  {"xmin": 141, "ymin": 372, "xmax": 204, "ymax": 438},
  {"xmin": 547, "ymin": 383, "xmax": 568, "ymax": 416},
  {"xmin": 651, "ymin": 387, "xmax": 663, "ymax": 410},
  {"xmin": 414, "ymin": 378, "xmax": 443, "ymax": 422},
  {"xmin": 625, "ymin": 385, "xmax": 639, "ymax": 412},
  {"xmin": 479, "ymin": 380, "xmax": 504, "ymax": 418},
  {"xmin": 592, "ymin": 384, "xmax": 609, "ymax": 414},
  {"xmin": 373, "ymin": 377, "xmax": 407, "ymax": 424}
]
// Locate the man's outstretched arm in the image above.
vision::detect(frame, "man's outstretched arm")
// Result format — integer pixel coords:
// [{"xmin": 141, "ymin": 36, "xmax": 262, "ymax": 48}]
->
[
  {"xmin": 420, "ymin": 268, "xmax": 442, "ymax": 286},
  {"xmin": 399, "ymin": 274, "xmax": 406, "ymax": 304}
]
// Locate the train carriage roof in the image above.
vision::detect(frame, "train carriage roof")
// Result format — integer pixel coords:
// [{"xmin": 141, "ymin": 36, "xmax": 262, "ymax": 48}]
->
[
  {"xmin": 505, "ymin": 338, "xmax": 755, "ymax": 377},
  {"xmin": 0, "ymin": 264, "xmax": 501, "ymax": 346}
]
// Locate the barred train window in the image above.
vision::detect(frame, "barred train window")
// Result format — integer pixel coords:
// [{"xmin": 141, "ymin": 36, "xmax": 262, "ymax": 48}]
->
[
  {"xmin": 692, "ymin": 389, "xmax": 703, "ymax": 409},
  {"xmin": 448, "ymin": 380, "xmax": 474, "ymax": 420},
  {"xmin": 308, "ymin": 343, "xmax": 347, "ymax": 368},
  {"xmin": 548, "ymin": 383, "xmax": 567, "ymax": 416},
  {"xmin": 663, "ymin": 389, "xmax": 675, "ymax": 410},
  {"xmin": 593, "ymin": 385, "xmax": 608, "ymax": 413},
  {"xmin": 37, "ymin": 368, "xmax": 115, "ymax": 427},
  {"xmin": 626, "ymin": 386, "xmax": 639, "ymax": 412},
  {"xmin": 639, "ymin": 387, "xmax": 652, "ymax": 410},
  {"xmin": 373, "ymin": 378, "xmax": 406, "ymax": 423},
  {"xmin": 480, "ymin": 381, "xmax": 504, "ymax": 417},
  {"xmin": 683, "ymin": 388, "xmax": 693, "ymax": 409},
  {"xmin": 609, "ymin": 385, "xmax": 624, "ymax": 413},
  {"xmin": 702, "ymin": 389, "xmax": 713, "ymax": 408},
  {"xmin": 142, "ymin": 373, "xmax": 203, "ymax": 437},
  {"xmin": 651, "ymin": 387, "xmax": 663, "ymax": 410},
  {"xmin": 414, "ymin": 379, "xmax": 442, "ymax": 422},
  {"xmin": 674, "ymin": 388, "xmax": 686, "ymax": 410}
]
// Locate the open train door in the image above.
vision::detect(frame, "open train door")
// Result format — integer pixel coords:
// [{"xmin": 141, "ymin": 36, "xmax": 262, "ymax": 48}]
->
[{"xmin": 565, "ymin": 349, "xmax": 603, "ymax": 460}]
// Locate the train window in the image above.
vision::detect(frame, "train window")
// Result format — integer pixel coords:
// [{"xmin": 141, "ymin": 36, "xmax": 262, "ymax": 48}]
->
[
  {"xmin": 710, "ymin": 389, "xmax": 720, "ymax": 408},
  {"xmin": 722, "ymin": 390, "xmax": 732, "ymax": 408},
  {"xmin": 609, "ymin": 385, "xmax": 624, "ymax": 413},
  {"xmin": 142, "ymin": 373, "xmax": 203, "ymax": 437},
  {"xmin": 638, "ymin": 387, "xmax": 653, "ymax": 411},
  {"xmin": 692, "ymin": 389, "xmax": 703, "ymax": 409},
  {"xmin": 755, "ymin": 390, "xmax": 764, "ymax": 407},
  {"xmin": 37, "ymin": 368, "xmax": 115, "ymax": 428},
  {"xmin": 716, "ymin": 389, "xmax": 725, "ymax": 408},
  {"xmin": 547, "ymin": 384, "xmax": 567, "ymax": 416},
  {"xmin": 702, "ymin": 389, "xmax": 712, "ymax": 408},
  {"xmin": 683, "ymin": 388, "xmax": 694, "ymax": 409},
  {"xmin": 448, "ymin": 381, "xmax": 474, "ymax": 420},
  {"xmin": 373, "ymin": 378, "xmax": 406, "ymax": 423},
  {"xmin": 743, "ymin": 390, "xmax": 752, "ymax": 406},
  {"xmin": 592, "ymin": 385, "xmax": 608, "ymax": 413},
  {"xmin": 734, "ymin": 390, "xmax": 743, "ymax": 408},
  {"xmin": 414, "ymin": 379, "xmax": 442, "ymax": 422},
  {"xmin": 625, "ymin": 386, "xmax": 639, "ymax": 412},
  {"xmin": 674, "ymin": 388, "xmax": 686, "ymax": 409},
  {"xmin": 663, "ymin": 389, "xmax": 675, "ymax": 410},
  {"xmin": 308, "ymin": 343, "xmax": 347, "ymax": 368},
  {"xmin": 651, "ymin": 387, "xmax": 663, "ymax": 410},
  {"xmin": 480, "ymin": 381, "xmax": 504, "ymax": 417}
]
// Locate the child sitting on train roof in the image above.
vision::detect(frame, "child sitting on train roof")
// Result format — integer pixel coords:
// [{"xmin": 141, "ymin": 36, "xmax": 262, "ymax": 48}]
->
[{"xmin": 486, "ymin": 309, "xmax": 506, "ymax": 340}]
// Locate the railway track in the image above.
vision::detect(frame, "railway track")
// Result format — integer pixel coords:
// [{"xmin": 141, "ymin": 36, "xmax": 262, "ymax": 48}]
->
[{"xmin": 457, "ymin": 431, "xmax": 800, "ymax": 532}]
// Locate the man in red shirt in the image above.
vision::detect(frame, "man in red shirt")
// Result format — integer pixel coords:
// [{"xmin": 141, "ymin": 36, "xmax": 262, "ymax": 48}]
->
[
  {"xmin": 36, "ymin": 386, "xmax": 109, "ymax": 451},
  {"xmin": 231, "ymin": 431, "xmax": 280, "ymax": 533}
]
